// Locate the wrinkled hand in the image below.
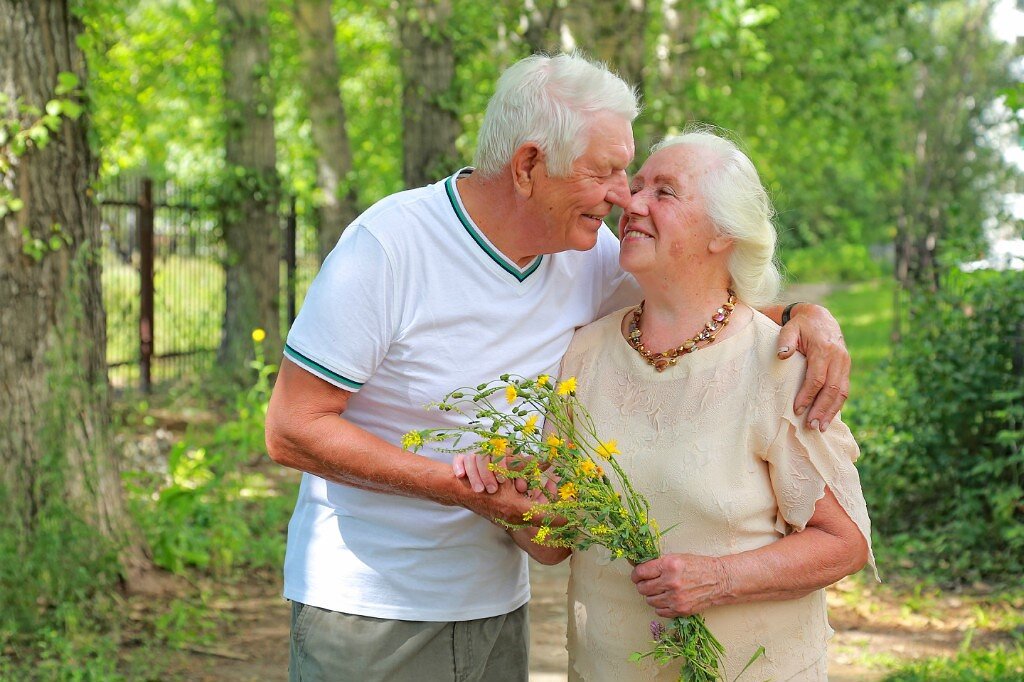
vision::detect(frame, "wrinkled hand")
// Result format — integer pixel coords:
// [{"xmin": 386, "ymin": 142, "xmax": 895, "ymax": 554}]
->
[
  {"xmin": 776, "ymin": 303, "xmax": 850, "ymax": 431},
  {"xmin": 453, "ymin": 452, "xmax": 530, "ymax": 494},
  {"xmin": 631, "ymin": 553, "xmax": 731, "ymax": 618},
  {"xmin": 455, "ymin": 474, "xmax": 537, "ymax": 527}
]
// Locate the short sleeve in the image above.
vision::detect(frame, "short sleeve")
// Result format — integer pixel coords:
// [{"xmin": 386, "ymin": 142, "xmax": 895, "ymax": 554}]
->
[
  {"xmin": 764, "ymin": 411, "xmax": 878, "ymax": 579},
  {"xmin": 283, "ymin": 225, "xmax": 398, "ymax": 392}
]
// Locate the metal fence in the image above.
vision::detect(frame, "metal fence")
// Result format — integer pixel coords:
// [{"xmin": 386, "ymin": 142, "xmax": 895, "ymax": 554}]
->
[{"xmin": 99, "ymin": 176, "xmax": 318, "ymax": 390}]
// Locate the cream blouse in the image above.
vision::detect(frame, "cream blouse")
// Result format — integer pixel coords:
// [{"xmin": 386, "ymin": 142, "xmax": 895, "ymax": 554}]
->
[{"xmin": 561, "ymin": 307, "xmax": 876, "ymax": 681}]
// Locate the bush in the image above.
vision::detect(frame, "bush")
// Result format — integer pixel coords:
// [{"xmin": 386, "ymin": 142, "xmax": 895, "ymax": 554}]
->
[
  {"xmin": 782, "ymin": 241, "xmax": 886, "ymax": 283},
  {"xmin": 852, "ymin": 270, "xmax": 1024, "ymax": 582},
  {"xmin": 125, "ymin": 340, "xmax": 295, "ymax": 576}
]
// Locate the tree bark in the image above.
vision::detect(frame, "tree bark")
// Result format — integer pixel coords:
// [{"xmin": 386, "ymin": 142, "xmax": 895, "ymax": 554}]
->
[
  {"xmin": 561, "ymin": 0, "xmax": 647, "ymax": 95},
  {"xmin": 398, "ymin": 0, "xmax": 460, "ymax": 189},
  {"xmin": 0, "ymin": 0, "xmax": 151, "ymax": 588},
  {"xmin": 217, "ymin": 0, "xmax": 282, "ymax": 370},
  {"xmin": 293, "ymin": 0, "xmax": 360, "ymax": 261}
]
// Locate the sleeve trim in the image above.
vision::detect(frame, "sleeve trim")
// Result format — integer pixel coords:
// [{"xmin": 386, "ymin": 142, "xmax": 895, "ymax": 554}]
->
[{"xmin": 284, "ymin": 344, "xmax": 365, "ymax": 390}]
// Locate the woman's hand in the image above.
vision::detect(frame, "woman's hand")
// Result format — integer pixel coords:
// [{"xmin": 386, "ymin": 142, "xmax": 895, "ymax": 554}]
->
[
  {"xmin": 633, "ymin": 487, "xmax": 870, "ymax": 618},
  {"xmin": 453, "ymin": 452, "xmax": 529, "ymax": 494},
  {"xmin": 776, "ymin": 302, "xmax": 850, "ymax": 432},
  {"xmin": 630, "ymin": 554, "xmax": 731, "ymax": 618}
]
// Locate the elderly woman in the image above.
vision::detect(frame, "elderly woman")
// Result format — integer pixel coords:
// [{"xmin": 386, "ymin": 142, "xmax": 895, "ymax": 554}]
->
[{"xmin": 554, "ymin": 129, "xmax": 875, "ymax": 680}]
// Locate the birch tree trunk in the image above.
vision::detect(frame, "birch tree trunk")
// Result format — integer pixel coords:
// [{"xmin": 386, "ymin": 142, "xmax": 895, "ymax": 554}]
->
[
  {"xmin": 293, "ymin": 0, "xmax": 360, "ymax": 260},
  {"xmin": 217, "ymin": 0, "xmax": 282, "ymax": 368}
]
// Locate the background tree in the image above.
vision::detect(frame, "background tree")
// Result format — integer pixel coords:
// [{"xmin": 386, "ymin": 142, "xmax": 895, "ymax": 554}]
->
[
  {"xmin": 216, "ymin": 0, "xmax": 283, "ymax": 368},
  {"xmin": 0, "ymin": 0, "xmax": 151, "ymax": 593},
  {"xmin": 397, "ymin": 0, "xmax": 461, "ymax": 188},
  {"xmin": 293, "ymin": 0, "xmax": 361, "ymax": 260},
  {"xmin": 893, "ymin": 0, "xmax": 1014, "ymax": 290}
]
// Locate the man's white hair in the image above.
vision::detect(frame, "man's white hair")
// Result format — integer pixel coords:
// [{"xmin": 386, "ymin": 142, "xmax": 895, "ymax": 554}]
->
[
  {"xmin": 473, "ymin": 52, "xmax": 639, "ymax": 178},
  {"xmin": 652, "ymin": 127, "xmax": 782, "ymax": 307}
]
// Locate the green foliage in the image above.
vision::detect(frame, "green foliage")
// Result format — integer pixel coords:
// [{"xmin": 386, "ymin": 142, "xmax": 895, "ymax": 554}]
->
[
  {"xmin": 883, "ymin": 642, "xmax": 1024, "ymax": 681},
  {"xmin": 852, "ymin": 270, "xmax": 1024, "ymax": 582},
  {"xmin": 125, "ymin": 341, "xmax": 294, "ymax": 576},
  {"xmin": 783, "ymin": 242, "xmax": 886, "ymax": 283},
  {"xmin": 0, "ymin": 72, "xmax": 84, "ymax": 222}
]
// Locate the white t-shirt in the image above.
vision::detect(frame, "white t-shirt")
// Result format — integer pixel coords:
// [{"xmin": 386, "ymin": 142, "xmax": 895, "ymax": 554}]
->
[{"xmin": 282, "ymin": 169, "xmax": 638, "ymax": 621}]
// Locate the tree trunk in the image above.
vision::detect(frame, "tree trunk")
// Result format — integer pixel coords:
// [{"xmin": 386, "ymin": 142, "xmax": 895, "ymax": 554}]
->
[
  {"xmin": 0, "ymin": 0, "xmax": 151, "ymax": 587},
  {"xmin": 561, "ymin": 0, "xmax": 647, "ymax": 95},
  {"xmin": 398, "ymin": 0, "xmax": 460, "ymax": 189},
  {"xmin": 519, "ymin": 0, "xmax": 565, "ymax": 54},
  {"xmin": 293, "ymin": 0, "xmax": 360, "ymax": 261},
  {"xmin": 217, "ymin": 0, "xmax": 282, "ymax": 370}
]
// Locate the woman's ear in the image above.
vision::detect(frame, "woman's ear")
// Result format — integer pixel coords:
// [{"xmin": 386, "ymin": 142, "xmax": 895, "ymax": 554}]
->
[
  {"xmin": 708, "ymin": 234, "xmax": 734, "ymax": 254},
  {"xmin": 510, "ymin": 143, "xmax": 543, "ymax": 197}
]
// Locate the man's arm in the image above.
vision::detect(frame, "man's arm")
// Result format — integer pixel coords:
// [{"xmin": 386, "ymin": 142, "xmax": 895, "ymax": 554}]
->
[
  {"xmin": 760, "ymin": 302, "xmax": 850, "ymax": 432},
  {"xmin": 265, "ymin": 357, "xmax": 535, "ymax": 525}
]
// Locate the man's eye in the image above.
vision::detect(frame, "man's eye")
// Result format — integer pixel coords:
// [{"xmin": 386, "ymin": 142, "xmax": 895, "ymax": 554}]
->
[
  {"xmin": 658, "ymin": 187, "xmax": 676, "ymax": 197},
  {"xmin": 629, "ymin": 187, "xmax": 641, "ymax": 195}
]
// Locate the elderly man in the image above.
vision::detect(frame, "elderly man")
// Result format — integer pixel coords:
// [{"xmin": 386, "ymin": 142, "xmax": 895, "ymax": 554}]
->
[{"xmin": 266, "ymin": 52, "xmax": 849, "ymax": 682}]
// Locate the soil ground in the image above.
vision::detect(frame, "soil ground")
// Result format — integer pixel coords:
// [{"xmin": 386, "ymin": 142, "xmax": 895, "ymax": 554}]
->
[{"xmin": 152, "ymin": 561, "xmax": 1013, "ymax": 681}]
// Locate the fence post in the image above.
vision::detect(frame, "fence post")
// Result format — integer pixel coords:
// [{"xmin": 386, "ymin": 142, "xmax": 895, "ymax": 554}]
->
[
  {"xmin": 286, "ymin": 196, "xmax": 298, "ymax": 326},
  {"xmin": 139, "ymin": 178, "xmax": 155, "ymax": 393}
]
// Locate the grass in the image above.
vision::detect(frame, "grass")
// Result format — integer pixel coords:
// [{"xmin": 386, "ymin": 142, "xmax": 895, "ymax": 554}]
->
[{"xmin": 822, "ymin": 279, "xmax": 896, "ymax": 384}]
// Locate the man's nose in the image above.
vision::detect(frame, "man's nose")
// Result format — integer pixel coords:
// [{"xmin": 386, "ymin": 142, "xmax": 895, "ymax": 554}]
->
[{"xmin": 606, "ymin": 172, "xmax": 631, "ymax": 209}]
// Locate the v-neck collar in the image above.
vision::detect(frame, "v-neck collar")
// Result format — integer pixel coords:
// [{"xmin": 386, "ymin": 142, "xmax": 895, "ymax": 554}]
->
[{"xmin": 444, "ymin": 170, "xmax": 543, "ymax": 283}]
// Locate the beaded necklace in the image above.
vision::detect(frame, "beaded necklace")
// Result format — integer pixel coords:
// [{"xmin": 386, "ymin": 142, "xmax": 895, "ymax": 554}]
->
[{"xmin": 627, "ymin": 290, "xmax": 737, "ymax": 372}]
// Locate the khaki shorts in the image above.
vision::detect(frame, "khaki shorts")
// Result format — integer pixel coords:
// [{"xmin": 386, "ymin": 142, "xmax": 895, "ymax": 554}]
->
[{"xmin": 289, "ymin": 601, "xmax": 530, "ymax": 682}]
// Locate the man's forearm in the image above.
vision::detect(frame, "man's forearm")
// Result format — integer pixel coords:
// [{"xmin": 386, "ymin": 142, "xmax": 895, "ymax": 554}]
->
[{"xmin": 267, "ymin": 412, "xmax": 534, "ymax": 524}]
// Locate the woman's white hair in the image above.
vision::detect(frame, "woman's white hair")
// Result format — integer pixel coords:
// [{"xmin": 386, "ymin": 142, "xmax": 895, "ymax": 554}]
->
[
  {"xmin": 652, "ymin": 127, "xmax": 781, "ymax": 307},
  {"xmin": 473, "ymin": 52, "xmax": 639, "ymax": 178}
]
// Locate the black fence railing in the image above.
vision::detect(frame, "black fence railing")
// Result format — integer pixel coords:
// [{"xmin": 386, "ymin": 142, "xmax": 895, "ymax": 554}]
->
[{"xmin": 99, "ymin": 176, "xmax": 318, "ymax": 391}]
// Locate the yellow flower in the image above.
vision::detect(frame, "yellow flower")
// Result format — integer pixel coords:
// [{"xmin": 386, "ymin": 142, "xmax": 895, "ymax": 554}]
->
[
  {"xmin": 522, "ymin": 414, "xmax": 538, "ymax": 436},
  {"xmin": 558, "ymin": 482, "xmax": 577, "ymax": 501},
  {"xmin": 537, "ymin": 374, "xmax": 550, "ymax": 387},
  {"xmin": 556, "ymin": 376, "xmax": 577, "ymax": 395},
  {"xmin": 251, "ymin": 328, "xmax": 266, "ymax": 343},
  {"xmin": 545, "ymin": 434, "xmax": 563, "ymax": 460},
  {"xmin": 595, "ymin": 440, "xmax": 620, "ymax": 459},
  {"xmin": 591, "ymin": 524, "xmax": 610, "ymax": 536},
  {"xmin": 578, "ymin": 459, "xmax": 598, "ymax": 477},
  {"xmin": 401, "ymin": 431, "xmax": 423, "ymax": 449},
  {"xmin": 505, "ymin": 384, "xmax": 518, "ymax": 405},
  {"xmin": 488, "ymin": 437, "xmax": 508, "ymax": 454},
  {"xmin": 535, "ymin": 526, "xmax": 550, "ymax": 543}
]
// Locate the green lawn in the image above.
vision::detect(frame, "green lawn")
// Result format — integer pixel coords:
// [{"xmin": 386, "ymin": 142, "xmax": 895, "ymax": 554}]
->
[{"xmin": 823, "ymin": 279, "xmax": 896, "ymax": 386}]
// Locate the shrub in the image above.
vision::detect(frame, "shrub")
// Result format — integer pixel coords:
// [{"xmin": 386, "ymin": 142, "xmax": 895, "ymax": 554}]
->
[
  {"xmin": 852, "ymin": 270, "xmax": 1024, "ymax": 582},
  {"xmin": 782, "ymin": 241, "xmax": 886, "ymax": 283}
]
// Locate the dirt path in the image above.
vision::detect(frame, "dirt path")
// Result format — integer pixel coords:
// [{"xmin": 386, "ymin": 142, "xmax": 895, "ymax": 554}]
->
[{"xmin": 157, "ymin": 561, "xmax": 1005, "ymax": 681}]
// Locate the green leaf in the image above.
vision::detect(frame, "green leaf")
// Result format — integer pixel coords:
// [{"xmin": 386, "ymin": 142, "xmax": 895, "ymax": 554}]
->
[{"xmin": 55, "ymin": 71, "xmax": 80, "ymax": 96}]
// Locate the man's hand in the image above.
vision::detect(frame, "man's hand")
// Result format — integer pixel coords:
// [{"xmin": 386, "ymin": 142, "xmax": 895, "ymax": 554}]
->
[
  {"xmin": 776, "ymin": 303, "xmax": 850, "ymax": 431},
  {"xmin": 630, "ymin": 554, "xmax": 731, "ymax": 619},
  {"xmin": 455, "ymin": 475, "xmax": 537, "ymax": 527}
]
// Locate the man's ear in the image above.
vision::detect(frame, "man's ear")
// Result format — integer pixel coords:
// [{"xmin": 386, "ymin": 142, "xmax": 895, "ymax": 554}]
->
[{"xmin": 510, "ymin": 143, "xmax": 543, "ymax": 197}]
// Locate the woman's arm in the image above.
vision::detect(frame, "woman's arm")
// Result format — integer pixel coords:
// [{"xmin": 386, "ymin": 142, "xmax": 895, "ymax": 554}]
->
[
  {"xmin": 507, "ymin": 526, "xmax": 571, "ymax": 565},
  {"xmin": 630, "ymin": 486, "xmax": 869, "ymax": 618}
]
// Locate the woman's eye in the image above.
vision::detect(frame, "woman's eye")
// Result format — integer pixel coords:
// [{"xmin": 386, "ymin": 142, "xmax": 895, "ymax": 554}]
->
[
  {"xmin": 658, "ymin": 187, "xmax": 676, "ymax": 197},
  {"xmin": 629, "ymin": 187, "xmax": 641, "ymax": 195}
]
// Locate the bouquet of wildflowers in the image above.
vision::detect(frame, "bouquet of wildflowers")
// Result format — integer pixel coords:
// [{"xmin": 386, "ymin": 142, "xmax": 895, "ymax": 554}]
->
[{"xmin": 402, "ymin": 373, "xmax": 745, "ymax": 681}]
